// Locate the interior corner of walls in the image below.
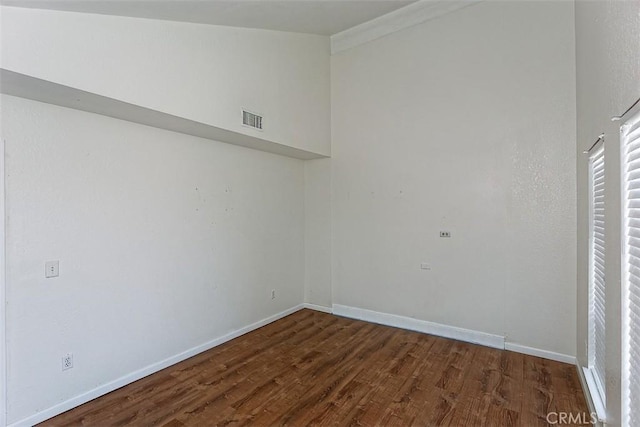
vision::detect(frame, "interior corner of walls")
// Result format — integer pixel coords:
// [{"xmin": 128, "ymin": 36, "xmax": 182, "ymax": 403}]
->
[
  {"xmin": 6, "ymin": 304, "xmax": 305, "ymax": 427},
  {"xmin": 303, "ymin": 156, "xmax": 332, "ymax": 310},
  {"xmin": 302, "ymin": 303, "xmax": 332, "ymax": 314},
  {"xmin": 3, "ymin": 97, "xmax": 308, "ymax": 425}
]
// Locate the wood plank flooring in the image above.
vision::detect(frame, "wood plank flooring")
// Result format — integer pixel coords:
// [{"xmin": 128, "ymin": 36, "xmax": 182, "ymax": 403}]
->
[{"xmin": 39, "ymin": 309, "xmax": 588, "ymax": 426}]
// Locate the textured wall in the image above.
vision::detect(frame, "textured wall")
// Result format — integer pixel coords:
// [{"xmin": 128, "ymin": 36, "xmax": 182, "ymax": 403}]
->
[
  {"xmin": 331, "ymin": 0, "xmax": 577, "ymax": 355},
  {"xmin": 575, "ymin": 1, "xmax": 640, "ymax": 424},
  {"xmin": 2, "ymin": 96, "xmax": 305, "ymax": 424},
  {"xmin": 304, "ymin": 158, "xmax": 332, "ymax": 308}
]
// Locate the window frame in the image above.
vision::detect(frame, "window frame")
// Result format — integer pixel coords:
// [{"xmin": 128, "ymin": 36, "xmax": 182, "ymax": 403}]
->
[
  {"xmin": 589, "ymin": 141, "xmax": 606, "ymax": 394},
  {"xmin": 583, "ymin": 139, "xmax": 607, "ymax": 421},
  {"xmin": 621, "ymin": 110, "xmax": 640, "ymax": 427}
]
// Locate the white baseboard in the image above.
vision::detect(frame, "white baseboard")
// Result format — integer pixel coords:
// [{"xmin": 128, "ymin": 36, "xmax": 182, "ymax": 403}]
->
[
  {"xmin": 302, "ymin": 303, "xmax": 333, "ymax": 313},
  {"xmin": 9, "ymin": 302, "xmax": 580, "ymax": 427},
  {"xmin": 331, "ymin": 304, "xmax": 578, "ymax": 367},
  {"xmin": 504, "ymin": 342, "xmax": 576, "ymax": 365},
  {"xmin": 332, "ymin": 304, "xmax": 505, "ymax": 349},
  {"xmin": 8, "ymin": 304, "xmax": 304, "ymax": 427}
]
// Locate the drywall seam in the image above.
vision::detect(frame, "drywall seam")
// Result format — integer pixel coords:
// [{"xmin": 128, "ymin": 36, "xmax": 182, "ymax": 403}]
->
[{"xmin": 8, "ymin": 304, "xmax": 305, "ymax": 427}]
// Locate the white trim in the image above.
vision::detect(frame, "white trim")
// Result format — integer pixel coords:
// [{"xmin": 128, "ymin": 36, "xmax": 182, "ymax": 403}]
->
[
  {"xmin": 581, "ymin": 367, "xmax": 607, "ymax": 423},
  {"xmin": 576, "ymin": 364, "xmax": 604, "ymax": 427},
  {"xmin": 8, "ymin": 304, "xmax": 304, "ymax": 427},
  {"xmin": 504, "ymin": 342, "xmax": 576, "ymax": 365},
  {"xmin": 332, "ymin": 304, "xmax": 504, "ymax": 349},
  {"xmin": 330, "ymin": 0, "xmax": 482, "ymax": 54},
  {"xmin": 620, "ymin": 107, "xmax": 640, "ymax": 427},
  {"xmin": 302, "ymin": 303, "xmax": 332, "ymax": 314},
  {"xmin": 586, "ymin": 141, "xmax": 607, "ymax": 406},
  {"xmin": 332, "ymin": 304, "xmax": 579, "ymax": 365}
]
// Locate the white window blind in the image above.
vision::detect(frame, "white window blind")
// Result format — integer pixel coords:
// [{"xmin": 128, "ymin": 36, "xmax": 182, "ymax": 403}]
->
[
  {"xmin": 622, "ymin": 111, "xmax": 640, "ymax": 427},
  {"xmin": 588, "ymin": 142, "xmax": 606, "ymax": 408}
]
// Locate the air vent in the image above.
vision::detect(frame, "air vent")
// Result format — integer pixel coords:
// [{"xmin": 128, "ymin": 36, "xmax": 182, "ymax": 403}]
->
[{"xmin": 242, "ymin": 110, "xmax": 263, "ymax": 130}]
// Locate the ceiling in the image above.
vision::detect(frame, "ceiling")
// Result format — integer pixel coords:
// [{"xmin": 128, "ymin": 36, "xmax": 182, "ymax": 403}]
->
[{"xmin": 0, "ymin": 0, "xmax": 417, "ymax": 36}]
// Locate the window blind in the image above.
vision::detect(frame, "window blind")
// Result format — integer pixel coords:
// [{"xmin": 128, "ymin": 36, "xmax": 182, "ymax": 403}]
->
[
  {"xmin": 622, "ymin": 112, "xmax": 640, "ymax": 427},
  {"xmin": 588, "ymin": 143, "xmax": 606, "ymax": 405}
]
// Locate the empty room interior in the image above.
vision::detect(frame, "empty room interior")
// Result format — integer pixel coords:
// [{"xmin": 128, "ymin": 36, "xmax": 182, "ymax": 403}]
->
[{"xmin": 0, "ymin": 0, "xmax": 639, "ymax": 425}]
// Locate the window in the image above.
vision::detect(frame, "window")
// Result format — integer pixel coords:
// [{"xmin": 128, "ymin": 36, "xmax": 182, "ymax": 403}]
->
[
  {"xmin": 621, "ymin": 111, "xmax": 640, "ymax": 427},
  {"xmin": 585, "ymin": 141, "xmax": 606, "ymax": 417}
]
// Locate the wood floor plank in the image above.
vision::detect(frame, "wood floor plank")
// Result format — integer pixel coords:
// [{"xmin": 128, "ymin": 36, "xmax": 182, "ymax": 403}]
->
[{"xmin": 38, "ymin": 310, "xmax": 589, "ymax": 426}]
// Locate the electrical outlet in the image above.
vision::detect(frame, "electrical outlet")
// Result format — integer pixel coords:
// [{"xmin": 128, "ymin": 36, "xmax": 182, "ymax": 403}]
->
[
  {"xmin": 45, "ymin": 261, "xmax": 59, "ymax": 278},
  {"xmin": 271, "ymin": 289, "xmax": 276, "ymax": 300},
  {"xmin": 439, "ymin": 231, "xmax": 451, "ymax": 238},
  {"xmin": 62, "ymin": 353, "xmax": 73, "ymax": 371}
]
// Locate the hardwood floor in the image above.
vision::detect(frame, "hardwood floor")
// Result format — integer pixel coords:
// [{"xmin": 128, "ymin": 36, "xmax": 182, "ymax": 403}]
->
[{"xmin": 40, "ymin": 309, "xmax": 588, "ymax": 426}]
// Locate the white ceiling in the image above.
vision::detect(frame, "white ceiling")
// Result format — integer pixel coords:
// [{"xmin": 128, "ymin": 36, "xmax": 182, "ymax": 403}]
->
[{"xmin": 0, "ymin": 0, "xmax": 417, "ymax": 36}]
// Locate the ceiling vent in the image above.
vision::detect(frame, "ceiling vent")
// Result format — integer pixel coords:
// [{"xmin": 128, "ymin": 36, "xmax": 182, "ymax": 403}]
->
[{"xmin": 242, "ymin": 109, "xmax": 263, "ymax": 130}]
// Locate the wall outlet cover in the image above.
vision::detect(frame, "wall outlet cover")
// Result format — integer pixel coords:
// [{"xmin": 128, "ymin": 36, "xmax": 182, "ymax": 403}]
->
[{"xmin": 45, "ymin": 260, "xmax": 59, "ymax": 278}]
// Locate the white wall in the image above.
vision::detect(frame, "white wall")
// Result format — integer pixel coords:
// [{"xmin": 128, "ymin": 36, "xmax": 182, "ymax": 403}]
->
[
  {"xmin": 331, "ymin": 1, "xmax": 577, "ymax": 356},
  {"xmin": 0, "ymin": 0, "xmax": 613, "ymax": 424},
  {"xmin": 575, "ymin": 1, "xmax": 640, "ymax": 424},
  {"xmin": 0, "ymin": 6, "xmax": 333, "ymax": 424},
  {"xmin": 0, "ymin": 6, "xmax": 331, "ymax": 157},
  {"xmin": 2, "ymin": 92, "xmax": 306, "ymax": 424},
  {"xmin": 304, "ymin": 159, "xmax": 332, "ymax": 308}
]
